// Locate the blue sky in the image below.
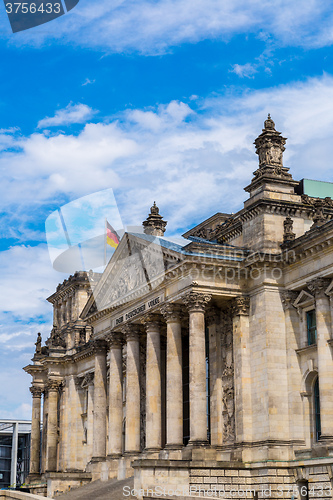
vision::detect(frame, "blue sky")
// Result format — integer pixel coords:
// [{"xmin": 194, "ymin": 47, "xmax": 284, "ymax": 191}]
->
[{"xmin": 1, "ymin": 0, "xmax": 333, "ymax": 418}]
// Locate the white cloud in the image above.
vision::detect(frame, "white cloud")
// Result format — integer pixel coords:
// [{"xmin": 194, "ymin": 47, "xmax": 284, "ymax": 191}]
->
[
  {"xmin": 37, "ymin": 103, "xmax": 97, "ymax": 128},
  {"xmin": 82, "ymin": 78, "xmax": 96, "ymax": 86},
  {"xmin": 2, "ymin": 78, "xmax": 333, "ymax": 236},
  {"xmin": 2, "ymin": 0, "xmax": 333, "ymax": 54},
  {"xmin": 231, "ymin": 63, "xmax": 257, "ymax": 78}
]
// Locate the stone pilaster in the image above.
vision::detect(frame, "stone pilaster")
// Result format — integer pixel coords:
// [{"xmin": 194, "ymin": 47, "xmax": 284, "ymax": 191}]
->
[
  {"xmin": 107, "ymin": 333, "xmax": 123, "ymax": 457},
  {"xmin": 161, "ymin": 304, "xmax": 183, "ymax": 449},
  {"xmin": 29, "ymin": 385, "xmax": 43, "ymax": 476},
  {"xmin": 281, "ymin": 290, "xmax": 304, "ymax": 443},
  {"xmin": 46, "ymin": 379, "xmax": 61, "ymax": 472},
  {"xmin": 92, "ymin": 340, "xmax": 107, "ymax": 459},
  {"xmin": 123, "ymin": 325, "xmax": 141, "ymax": 454},
  {"xmin": 232, "ymin": 297, "xmax": 252, "ymax": 446},
  {"xmin": 307, "ymin": 278, "xmax": 333, "ymax": 440},
  {"xmin": 183, "ymin": 291, "xmax": 211, "ymax": 445},
  {"xmin": 142, "ymin": 314, "xmax": 162, "ymax": 452}
]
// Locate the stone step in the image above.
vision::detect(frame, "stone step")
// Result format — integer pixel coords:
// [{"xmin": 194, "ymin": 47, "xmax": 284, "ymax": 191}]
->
[{"xmin": 55, "ymin": 476, "xmax": 135, "ymax": 500}]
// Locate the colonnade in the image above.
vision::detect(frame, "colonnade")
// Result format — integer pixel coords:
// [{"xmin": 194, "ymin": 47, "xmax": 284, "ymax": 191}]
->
[{"xmin": 29, "ymin": 292, "xmax": 215, "ymax": 474}]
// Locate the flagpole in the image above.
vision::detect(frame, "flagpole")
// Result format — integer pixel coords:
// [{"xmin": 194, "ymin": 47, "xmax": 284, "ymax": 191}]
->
[{"xmin": 104, "ymin": 218, "xmax": 107, "ymax": 267}]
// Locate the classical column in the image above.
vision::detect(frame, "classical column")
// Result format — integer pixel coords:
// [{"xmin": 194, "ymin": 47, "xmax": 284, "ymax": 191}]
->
[
  {"xmin": 92, "ymin": 340, "xmax": 107, "ymax": 459},
  {"xmin": 143, "ymin": 314, "xmax": 162, "ymax": 451},
  {"xmin": 161, "ymin": 303, "xmax": 183, "ymax": 449},
  {"xmin": 107, "ymin": 333, "xmax": 123, "ymax": 457},
  {"xmin": 307, "ymin": 278, "xmax": 333, "ymax": 440},
  {"xmin": 46, "ymin": 379, "xmax": 61, "ymax": 472},
  {"xmin": 124, "ymin": 325, "xmax": 141, "ymax": 454},
  {"xmin": 232, "ymin": 296, "xmax": 252, "ymax": 445},
  {"xmin": 29, "ymin": 385, "xmax": 43, "ymax": 475},
  {"xmin": 206, "ymin": 307, "xmax": 223, "ymax": 447},
  {"xmin": 183, "ymin": 291, "xmax": 211, "ymax": 445}
]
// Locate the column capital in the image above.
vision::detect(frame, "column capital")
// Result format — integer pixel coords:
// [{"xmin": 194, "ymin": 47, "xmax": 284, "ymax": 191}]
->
[
  {"xmin": 160, "ymin": 303, "xmax": 182, "ymax": 322},
  {"xmin": 141, "ymin": 313, "xmax": 161, "ymax": 330},
  {"xmin": 182, "ymin": 291, "xmax": 212, "ymax": 312},
  {"xmin": 91, "ymin": 339, "xmax": 108, "ymax": 353},
  {"xmin": 281, "ymin": 290, "xmax": 298, "ymax": 311},
  {"xmin": 121, "ymin": 323, "xmax": 141, "ymax": 341},
  {"xmin": 307, "ymin": 277, "xmax": 331, "ymax": 299},
  {"xmin": 232, "ymin": 296, "xmax": 250, "ymax": 316},
  {"xmin": 47, "ymin": 379, "xmax": 62, "ymax": 392},
  {"xmin": 106, "ymin": 332, "xmax": 123, "ymax": 349},
  {"xmin": 30, "ymin": 385, "xmax": 43, "ymax": 398}
]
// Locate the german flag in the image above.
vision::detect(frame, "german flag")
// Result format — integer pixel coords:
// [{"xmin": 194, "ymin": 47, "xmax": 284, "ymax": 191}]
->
[{"xmin": 106, "ymin": 220, "xmax": 120, "ymax": 248}]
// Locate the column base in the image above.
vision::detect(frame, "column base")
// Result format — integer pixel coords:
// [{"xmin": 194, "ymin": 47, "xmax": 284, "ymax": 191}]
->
[
  {"xmin": 141, "ymin": 448, "xmax": 161, "ymax": 459},
  {"xmin": 164, "ymin": 443, "xmax": 183, "ymax": 450},
  {"xmin": 188, "ymin": 439, "xmax": 210, "ymax": 447},
  {"xmin": 123, "ymin": 450, "xmax": 140, "ymax": 457},
  {"xmin": 319, "ymin": 435, "xmax": 333, "ymax": 442},
  {"xmin": 26, "ymin": 473, "xmax": 42, "ymax": 483},
  {"xmin": 107, "ymin": 453, "xmax": 122, "ymax": 459},
  {"xmin": 160, "ymin": 445, "xmax": 183, "ymax": 460},
  {"xmin": 90, "ymin": 456, "xmax": 107, "ymax": 463},
  {"xmin": 182, "ymin": 442, "xmax": 216, "ymax": 461}
]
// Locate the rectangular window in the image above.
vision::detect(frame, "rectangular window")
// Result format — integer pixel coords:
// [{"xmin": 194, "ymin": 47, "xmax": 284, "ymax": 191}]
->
[{"xmin": 306, "ymin": 310, "xmax": 317, "ymax": 345}]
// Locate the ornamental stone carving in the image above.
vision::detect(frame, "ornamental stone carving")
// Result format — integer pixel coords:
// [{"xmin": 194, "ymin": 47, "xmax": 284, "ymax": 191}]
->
[
  {"xmin": 121, "ymin": 324, "xmax": 141, "ymax": 342},
  {"xmin": 307, "ymin": 278, "xmax": 331, "ymax": 299},
  {"xmin": 182, "ymin": 291, "xmax": 212, "ymax": 312},
  {"xmin": 160, "ymin": 303, "xmax": 182, "ymax": 322},
  {"xmin": 232, "ymin": 296, "xmax": 250, "ymax": 316},
  {"xmin": 48, "ymin": 379, "xmax": 62, "ymax": 392},
  {"xmin": 283, "ymin": 216, "xmax": 296, "ymax": 243},
  {"xmin": 281, "ymin": 290, "xmax": 298, "ymax": 310},
  {"xmin": 30, "ymin": 385, "xmax": 43, "ymax": 398},
  {"xmin": 106, "ymin": 332, "xmax": 123, "ymax": 348},
  {"xmin": 312, "ymin": 200, "xmax": 327, "ymax": 227},
  {"xmin": 142, "ymin": 202, "xmax": 167, "ymax": 236},
  {"xmin": 220, "ymin": 306, "xmax": 235, "ymax": 443},
  {"xmin": 141, "ymin": 313, "xmax": 161, "ymax": 330},
  {"xmin": 254, "ymin": 115, "xmax": 286, "ymax": 169},
  {"xmin": 91, "ymin": 339, "xmax": 108, "ymax": 353},
  {"xmin": 35, "ymin": 332, "xmax": 42, "ymax": 354}
]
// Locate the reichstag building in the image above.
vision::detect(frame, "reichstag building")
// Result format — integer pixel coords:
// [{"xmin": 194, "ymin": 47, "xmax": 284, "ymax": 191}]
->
[{"xmin": 25, "ymin": 116, "xmax": 333, "ymax": 498}]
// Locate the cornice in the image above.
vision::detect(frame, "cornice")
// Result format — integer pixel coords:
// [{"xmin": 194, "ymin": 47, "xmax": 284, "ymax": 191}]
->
[{"xmin": 214, "ymin": 198, "xmax": 326, "ymax": 243}]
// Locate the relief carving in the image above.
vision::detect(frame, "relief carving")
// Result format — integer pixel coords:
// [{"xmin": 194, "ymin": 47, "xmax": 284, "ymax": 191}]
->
[{"xmin": 220, "ymin": 307, "xmax": 235, "ymax": 444}]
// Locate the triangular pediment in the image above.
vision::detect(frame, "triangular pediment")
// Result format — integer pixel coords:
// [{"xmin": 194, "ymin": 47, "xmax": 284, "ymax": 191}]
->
[
  {"xmin": 293, "ymin": 289, "xmax": 314, "ymax": 308},
  {"xmin": 81, "ymin": 232, "xmax": 183, "ymax": 318}
]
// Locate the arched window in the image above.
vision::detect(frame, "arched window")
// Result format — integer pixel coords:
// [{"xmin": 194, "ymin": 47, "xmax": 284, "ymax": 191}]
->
[{"xmin": 314, "ymin": 378, "xmax": 321, "ymax": 441}]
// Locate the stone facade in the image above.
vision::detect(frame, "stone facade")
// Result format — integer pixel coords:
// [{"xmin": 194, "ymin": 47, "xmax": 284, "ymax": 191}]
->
[{"xmin": 24, "ymin": 117, "xmax": 333, "ymax": 499}]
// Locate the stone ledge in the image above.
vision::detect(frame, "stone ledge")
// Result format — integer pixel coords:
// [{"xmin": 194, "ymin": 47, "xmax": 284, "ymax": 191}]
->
[{"xmin": 44, "ymin": 472, "xmax": 92, "ymax": 480}]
